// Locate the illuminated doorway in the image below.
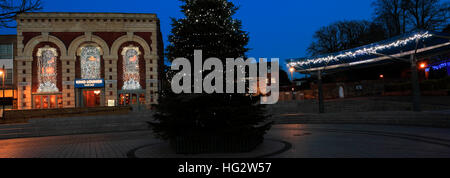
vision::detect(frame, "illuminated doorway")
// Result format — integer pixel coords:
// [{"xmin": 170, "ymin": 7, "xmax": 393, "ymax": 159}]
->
[
  {"xmin": 118, "ymin": 90, "xmax": 145, "ymax": 111},
  {"xmin": 83, "ymin": 90, "xmax": 101, "ymax": 107},
  {"xmin": 32, "ymin": 94, "xmax": 63, "ymax": 109}
]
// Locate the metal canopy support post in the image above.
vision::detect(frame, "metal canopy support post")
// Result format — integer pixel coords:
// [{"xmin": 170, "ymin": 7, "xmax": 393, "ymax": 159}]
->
[
  {"xmin": 317, "ymin": 70, "xmax": 325, "ymax": 114},
  {"xmin": 410, "ymin": 54, "xmax": 422, "ymax": 112},
  {"xmin": 411, "ymin": 38, "xmax": 422, "ymax": 112}
]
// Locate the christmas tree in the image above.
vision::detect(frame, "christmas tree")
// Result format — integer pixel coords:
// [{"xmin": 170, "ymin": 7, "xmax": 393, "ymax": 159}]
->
[{"xmin": 152, "ymin": 0, "xmax": 272, "ymax": 153}]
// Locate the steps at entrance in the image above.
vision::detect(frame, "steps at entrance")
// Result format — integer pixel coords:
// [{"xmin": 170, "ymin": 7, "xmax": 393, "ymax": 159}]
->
[
  {"xmin": 0, "ymin": 110, "xmax": 155, "ymax": 140},
  {"xmin": 0, "ymin": 123, "xmax": 35, "ymax": 139}
]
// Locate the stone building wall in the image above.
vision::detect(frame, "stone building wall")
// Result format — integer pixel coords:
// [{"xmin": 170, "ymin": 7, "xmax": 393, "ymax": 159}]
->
[{"xmin": 15, "ymin": 12, "xmax": 163, "ymax": 109}]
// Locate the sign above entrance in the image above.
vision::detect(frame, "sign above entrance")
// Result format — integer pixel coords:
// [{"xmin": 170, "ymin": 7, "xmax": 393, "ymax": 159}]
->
[{"xmin": 75, "ymin": 79, "xmax": 105, "ymax": 88}]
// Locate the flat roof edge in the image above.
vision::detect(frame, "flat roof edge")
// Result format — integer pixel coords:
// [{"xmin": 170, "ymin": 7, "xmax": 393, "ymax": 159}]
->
[{"xmin": 17, "ymin": 12, "xmax": 158, "ymax": 19}]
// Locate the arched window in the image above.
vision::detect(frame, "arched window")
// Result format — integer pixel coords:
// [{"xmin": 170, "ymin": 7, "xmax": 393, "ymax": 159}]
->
[
  {"xmin": 121, "ymin": 46, "xmax": 141, "ymax": 90},
  {"xmin": 80, "ymin": 46, "xmax": 101, "ymax": 79},
  {"xmin": 37, "ymin": 47, "xmax": 59, "ymax": 93}
]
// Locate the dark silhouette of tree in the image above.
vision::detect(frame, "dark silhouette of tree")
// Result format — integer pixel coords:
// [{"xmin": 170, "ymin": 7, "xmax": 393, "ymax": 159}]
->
[
  {"xmin": 443, "ymin": 24, "xmax": 450, "ymax": 33},
  {"xmin": 279, "ymin": 68, "xmax": 292, "ymax": 86},
  {"xmin": 307, "ymin": 20, "xmax": 386, "ymax": 56},
  {"xmin": 152, "ymin": 0, "xmax": 271, "ymax": 150},
  {"xmin": 0, "ymin": 0, "xmax": 42, "ymax": 28},
  {"xmin": 373, "ymin": 0, "xmax": 449, "ymax": 35},
  {"xmin": 166, "ymin": 0, "xmax": 249, "ymax": 62},
  {"xmin": 372, "ymin": 0, "xmax": 409, "ymax": 37},
  {"xmin": 403, "ymin": 0, "xmax": 449, "ymax": 31}
]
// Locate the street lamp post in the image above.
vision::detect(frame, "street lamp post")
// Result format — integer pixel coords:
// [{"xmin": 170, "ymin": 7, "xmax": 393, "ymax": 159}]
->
[
  {"xmin": 289, "ymin": 67, "xmax": 295, "ymax": 101},
  {"xmin": 317, "ymin": 70, "xmax": 325, "ymax": 114},
  {"xmin": 0, "ymin": 65, "xmax": 4, "ymax": 119},
  {"xmin": 411, "ymin": 39, "xmax": 422, "ymax": 112}
]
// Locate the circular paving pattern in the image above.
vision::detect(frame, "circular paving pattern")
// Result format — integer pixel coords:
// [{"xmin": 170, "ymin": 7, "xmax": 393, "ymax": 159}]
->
[{"xmin": 128, "ymin": 139, "xmax": 292, "ymax": 158}]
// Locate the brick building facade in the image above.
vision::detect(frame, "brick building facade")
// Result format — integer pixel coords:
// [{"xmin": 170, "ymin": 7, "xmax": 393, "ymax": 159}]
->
[{"xmin": 15, "ymin": 12, "xmax": 164, "ymax": 110}]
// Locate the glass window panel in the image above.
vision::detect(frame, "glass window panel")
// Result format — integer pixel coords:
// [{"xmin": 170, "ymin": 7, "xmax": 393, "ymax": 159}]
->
[
  {"xmin": 119, "ymin": 94, "xmax": 124, "ymax": 106},
  {"xmin": 42, "ymin": 96, "xmax": 49, "ymax": 109},
  {"xmin": 58, "ymin": 95, "xmax": 63, "ymax": 108},
  {"xmin": 122, "ymin": 47, "xmax": 141, "ymax": 90},
  {"xmin": 0, "ymin": 44, "xmax": 13, "ymax": 59},
  {"xmin": 37, "ymin": 48, "xmax": 59, "ymax": 93},
  {"xmin": 50, "ymin": 95, "xmax": 56, "ymax": 108},
  {"xmin": 131, "ymin": 94, "xmax": 137, "ymax": 104},
  {"xmin": 139, "ymin": 94, "xmax": 145, "ymax": 105},
  {"xmin": 80, "ymin": 46, "xmax": 101, "ymax": 79},
  {"xmin": 34, "ymin": 95, "xmax": 41, "ymax": 109}
]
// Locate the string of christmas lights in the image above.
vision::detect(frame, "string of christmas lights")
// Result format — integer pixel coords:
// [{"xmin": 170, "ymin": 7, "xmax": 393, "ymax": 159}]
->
[{"xmin": 288, "ymin": 31, "xmax": 433, "ymax": 69}]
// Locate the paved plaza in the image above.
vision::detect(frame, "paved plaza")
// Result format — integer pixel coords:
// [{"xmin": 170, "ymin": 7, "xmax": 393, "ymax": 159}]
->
[{"xmin": 1, "ymin": 124, "xmax": 450, "ymax": 158}]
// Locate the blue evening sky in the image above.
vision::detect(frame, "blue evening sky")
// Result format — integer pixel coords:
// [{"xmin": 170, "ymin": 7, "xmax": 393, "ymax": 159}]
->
[{"xmin": 0, "ymin": 0, "xmax": 375, "ymax": 78}]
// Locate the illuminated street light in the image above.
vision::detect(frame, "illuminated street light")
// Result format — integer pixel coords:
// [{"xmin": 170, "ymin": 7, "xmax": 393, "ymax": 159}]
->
[
  {"xmin": 419, "ymin": 62, "xmax": 427, "ymax": 69},
  {"xmin": 289, "ymin": 67, "xmax": 295, "ymax": 81}
]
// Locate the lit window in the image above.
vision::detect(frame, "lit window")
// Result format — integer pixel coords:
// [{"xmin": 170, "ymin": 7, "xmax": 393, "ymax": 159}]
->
[
  {"xmin": 36, "ymin": 47, "xmax": 59, "ymax": 93},
  {"xmin": 121, "ymin": 46, "xmax": 141, "ymax": 90},
  {"xmin": 80, "ymin": 46, "xmax": 101, "ymax": 79}
]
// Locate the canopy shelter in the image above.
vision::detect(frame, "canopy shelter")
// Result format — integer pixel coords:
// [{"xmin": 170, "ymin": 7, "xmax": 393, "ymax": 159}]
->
[
  {"xmin": 288, "ymin": 30, "xmax": 450, "ymax": 73},
  {"xmin": 287, "ymin": 30, "xmax": 450, "ymax": 113}
]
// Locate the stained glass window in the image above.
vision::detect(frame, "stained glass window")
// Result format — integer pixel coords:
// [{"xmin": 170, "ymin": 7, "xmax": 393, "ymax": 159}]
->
[
  {"xmin": 80, "ymin": 46, "xmax": 101, "ymax": 79},
  {"xmin": 122, "ymin": 47, "xmax": 141, "ymax": 90},
  {"xmin": 37, "ymin": 47, "xmax": 59, "ymax": 93}
]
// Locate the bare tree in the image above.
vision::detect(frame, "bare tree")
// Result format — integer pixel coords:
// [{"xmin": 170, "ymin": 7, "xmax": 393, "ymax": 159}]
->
[
  {"xmin": 373, "ymin": 0, "xmax": 449, "ymax": 35},
  {"xmin": 372, "ymin": 0, "xmax": 409, "ymax": 37},
  {"xmin": 0, "ymin": 0, "xmax": 42, "ymax": 28},
  {"xmin": 307, "ymin": 20, "xmax": 386, "ymax": 56},
  {"xmin": 403, "ymin": 0, "xmax": 449, "ymax": 31},
  {"xmin": 443, "ymin": 24, "xmax": 450, "ymax": 33},
  {"xmin": 307, "ymin": 24, "xmax": 339, "ymax": 56}
]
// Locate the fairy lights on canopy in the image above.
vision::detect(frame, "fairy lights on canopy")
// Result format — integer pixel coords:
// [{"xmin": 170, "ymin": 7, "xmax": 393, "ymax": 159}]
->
[{"xmin": 288, "ymin": 31, "xmax": 434, "ymax": 70}]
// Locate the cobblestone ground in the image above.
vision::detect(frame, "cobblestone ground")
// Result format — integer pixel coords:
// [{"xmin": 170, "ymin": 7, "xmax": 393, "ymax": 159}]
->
[
  {"xmin": 0, "ymin": 131, "xmax": 159, "ymax": 158},
  {"xmin": 268, "ymin": 124, "xmax": 450, "ymax": 158},
  {"xmin": 1, "ymin": 124, "xmax": 450, "ymax": 158}
]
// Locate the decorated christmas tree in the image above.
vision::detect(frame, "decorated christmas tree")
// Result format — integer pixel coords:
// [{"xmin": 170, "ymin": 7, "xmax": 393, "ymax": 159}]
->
[{"xmin": 151, "ymin": 0, "xmax": 272, "ymax": 153}]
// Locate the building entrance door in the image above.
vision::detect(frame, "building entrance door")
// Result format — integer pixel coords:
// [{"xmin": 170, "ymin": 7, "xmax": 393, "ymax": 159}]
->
[
  {"xmin": 118, "ymin": 90, "xmax": 146, "ymax": 111},
  {"xmin": 32, "ymin": 94, "xmax": 63, "ymax": 109},
  {"xmin": 83, "ymin": 90, "xmax": 101, "ymax": 107}
]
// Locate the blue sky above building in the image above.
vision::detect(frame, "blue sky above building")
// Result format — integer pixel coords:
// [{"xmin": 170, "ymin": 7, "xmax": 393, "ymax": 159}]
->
[{"xmin": 0, "ymin": 0, "xmax": 375, "ymax": 77}]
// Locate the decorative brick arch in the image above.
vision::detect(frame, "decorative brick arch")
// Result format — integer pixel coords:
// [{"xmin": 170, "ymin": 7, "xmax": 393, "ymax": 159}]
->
[
  {"xmin": 67, "ymin": 34, "xmax": 110, "ymax": 57},
  {"xmin": 23, "ymin": 35, "xmax": 68, "ymax": 57},
  {"xmin": 110, "ymin": 35, "xmax": 152, "ymax": 59}
]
